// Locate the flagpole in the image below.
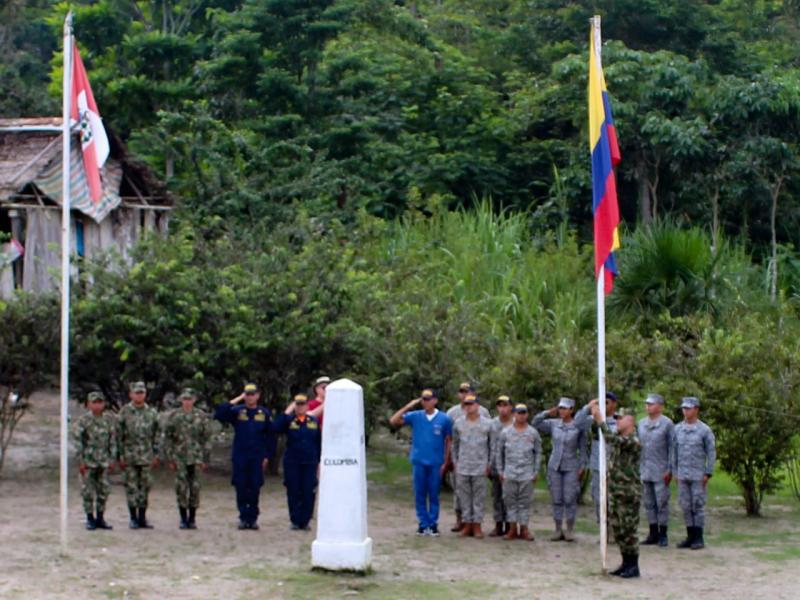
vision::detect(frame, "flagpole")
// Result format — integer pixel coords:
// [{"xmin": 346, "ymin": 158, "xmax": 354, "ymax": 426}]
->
[
  {"xmin": 59, "ymin": 10, "xmax": 73, "ymax": 554},
  {"xmin": 597, "ymin": 264, "xmax": 608, "ymax": 571},
  {"xmin": 592, "ymin": 14, "xmax": 609, "ymax": 573}
]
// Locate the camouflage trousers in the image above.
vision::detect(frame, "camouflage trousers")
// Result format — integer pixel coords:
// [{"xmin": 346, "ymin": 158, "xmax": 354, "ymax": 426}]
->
[
  {"xmin": 502, "ymin": 478, "xmax": 533, "ymax": 526},
  {"xmin": 124, "ymin": 464, "xmax": 152, "ymax": 508},
  {"xmin": 175, "ymin": 463, "xmax": 202, "ymax": 509},
  {"xmin": 81, "ymin": 467, "xmax": 110, "ymax": 513},
  {"xmin": 455, "ymin": 474, "xmax": 486, "ymax": 523},
  {"xmin": 609, "ymin": 488, "xmax": 641, "ymax": 554},
  {"xmin": 678, "ymin": 479, "xmax": 706, "ymax": 528},
  {"xmin": 547, "ymin": 468, "xmax": 579, "ymax": 522},
  {"xmin": 643, "ymin": 479, "xmax": 670, "ymax": 526},
  {"xmin": 490, "ymin": 473, "xmax": 507, "ymax": 523}
]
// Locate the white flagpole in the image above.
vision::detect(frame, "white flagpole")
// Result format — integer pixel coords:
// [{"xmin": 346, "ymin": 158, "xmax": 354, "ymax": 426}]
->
[
  {"xmin": 592, "ymin": 15, "xmax": 609, "ymax": 573},
  {"xmin": 59, "ymin": 10, "xmax": 73, "ymax": 554}
]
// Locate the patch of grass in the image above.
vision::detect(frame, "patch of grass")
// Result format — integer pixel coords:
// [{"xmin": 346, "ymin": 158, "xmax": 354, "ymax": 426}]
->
[
  {"xmin": 367, "ymin": 452, "xmax": 412, "ymax": 486},
  {"xmin": 752, "ymin": 546, "xmax": 800, "ymax": 561}
]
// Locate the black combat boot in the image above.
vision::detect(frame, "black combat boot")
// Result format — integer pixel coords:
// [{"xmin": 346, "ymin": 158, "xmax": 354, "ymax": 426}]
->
[
  {"xmin": 691, "ymin": 527, "xmax": 705, "ymax": 550},
  {"xmin": 610, "ymin": 553, "xmax": 628, "ymax": 576},
  {"xmin": 128, "ymin": 506, "xmax": 140, "ymax": 529},
  {"xmin": 138, "ymin": 507, "xmax": 154, "ymax": 529},
  {"xmin": 619, "ymin": 553, "xmax": 640, "ymax": 578},
  {"xmin": 676, "ymin": 526, "xmax": 694, "ymax": 548},
  {"xmin": 658, "ymin": 525, "xmax": 668, "ymax": 547},
  {"xmin": 85, "ymin": 513, "xmax": 97, "ymax": 531},
  {"xmin": 642, "ymin": 523, "xmax": 659, "ymax": 545},
  {"xmin": 188, "ymin": 507, "xmax": 197, "ymax": 529},
  {"xmin": 95, "ymin": 511, "xmax": 113, "ymax": 530},
  {"xmin": 179, "ymin": 507, "xmax": 189, "ymax": 529}
]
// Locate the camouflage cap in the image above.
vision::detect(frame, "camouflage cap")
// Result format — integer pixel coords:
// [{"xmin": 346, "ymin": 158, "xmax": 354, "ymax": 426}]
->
[
  {"xmin": 645, "ymin": 393, "xmax": 665, "ymax": 405},
  {"xmin": 557, "ymin": 397, "xmax": 575, "ymax": 409},
  {"xmin": 129, "ymin": 381, "xmax": 146, "ymax": 393},
  {"xmin": 179, "ymin": 388, "xmax": 196, "ymax": 399},
  {"xmin": 681, "ymin": 396, "xmax": 700, "ymax": 409},
  {"xmin": 617, "ymin": 407, "xmax": 636, "ymax": 418},
  {"xmin": 87, "ymin": 391, "xmax": 105, "ymax": 403}
]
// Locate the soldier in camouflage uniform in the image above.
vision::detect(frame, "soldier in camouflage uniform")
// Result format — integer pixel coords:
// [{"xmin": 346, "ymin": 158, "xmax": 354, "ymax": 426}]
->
[
  {"xmin": 532, "ymin": 397, "xmax": 589, "ymax": 542},
  {"xmin": 446, "ymin": 382, "xmax": 490, "ymax": 532},
  {"xmin": 589, "ymin": 399, "xmax": 642, "ymax": 578},
  {"xmin": 498, "ymin": 404, "xmax": 542, "ymax": 541},
  {"xmin": 73, "ymin": 391, "xmax": 117, "ymax": 530},
  {"xmin": 117, "ymin": 381, "xmax": 160, "ymax": 529},
  {"xmin": 574, "ymin": 391, "xmax": 619, "ymax": 524},
  {"xmin": 638, "ymin": 393, "xmax": 674, "ymax": 547},
  {"xmin": 451, "ymin": 394, "xmax": 492, "ymax": 538},
  {"xmin": 488, "ymin": 395, "xmax": 514, "ymax": 536},
  {"xmin": 162, "ymin": 388, "xmax": 213, "ymax": 529},
  {"xmin": 672, "ymin": 396, "xmax": 716, "ymax": 550}
]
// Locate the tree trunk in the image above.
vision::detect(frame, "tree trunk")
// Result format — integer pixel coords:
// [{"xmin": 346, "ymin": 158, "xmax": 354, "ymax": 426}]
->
[
  {"xmin": 742, "ymin": 482, "xmax": 761, "ymax": 516},
  {"xmin": 637, "ymin": 161, "xmax": 653, "ymax": 224},
  {"xmin": 710, "ymin": 184, "xmax": 720, "ymax": 254},
  {"xmin": 769, "ymin": 177, "xmax": 784, "ymax": 303}
]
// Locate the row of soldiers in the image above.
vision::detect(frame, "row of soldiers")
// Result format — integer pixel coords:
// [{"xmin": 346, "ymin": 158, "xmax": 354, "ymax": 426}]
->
[
  {"xmin": 391, "ymin": 383, "xmax": 716, "ymax": 579},
  {"xmin": 73, "ymin": 383, "xmax": 211, "ymax": 530},
  {"xmin": 73, "ymin": 378, "xmax": 329, "ymax": 532}
]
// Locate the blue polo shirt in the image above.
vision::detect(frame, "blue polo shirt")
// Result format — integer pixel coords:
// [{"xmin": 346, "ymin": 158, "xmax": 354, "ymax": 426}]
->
[{"xmin": 403, "ymin": 409, "xmax": 452, "ymax": 466}]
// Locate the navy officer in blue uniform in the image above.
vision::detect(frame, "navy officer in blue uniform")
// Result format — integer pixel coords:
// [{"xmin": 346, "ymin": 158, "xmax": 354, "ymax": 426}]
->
[
  {"xmin": 214, "ymin": 382, "xmax": 276, "ymax": 530},
  {"xmin": 273, "ymin": 393, "xmax": 322, "ymax": 531}
]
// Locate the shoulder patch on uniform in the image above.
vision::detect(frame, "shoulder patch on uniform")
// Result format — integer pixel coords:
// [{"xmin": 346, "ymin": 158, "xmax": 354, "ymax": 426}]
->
[
  {"xmin": 307, "ymin": 421, "xmax": 318, "ymax": 429},
  {"xmin": 289, "ymin": 421, "xmax": 300, "ymax": 429},
  {"xmin": 238, "ymin": 411, "xmax": 249, "ymax": 421},
  {"xmin": 254, "ymin": 413, "xmax": 266, "ymax": 422}
]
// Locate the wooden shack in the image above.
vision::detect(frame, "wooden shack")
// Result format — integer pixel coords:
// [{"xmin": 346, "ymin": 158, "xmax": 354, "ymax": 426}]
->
[{"xmin": 0, "ymin": 117, "xmax": 171, "ymax": 297}]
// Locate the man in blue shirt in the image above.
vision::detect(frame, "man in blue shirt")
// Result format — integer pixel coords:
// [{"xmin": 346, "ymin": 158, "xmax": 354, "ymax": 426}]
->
[
  {"xmin": 214, "ymin": 382, "xmax": 277, "ymax": 530},
  {"xmin": 390, "ymin": 388, "xmax": 453, "ymax": 537}
]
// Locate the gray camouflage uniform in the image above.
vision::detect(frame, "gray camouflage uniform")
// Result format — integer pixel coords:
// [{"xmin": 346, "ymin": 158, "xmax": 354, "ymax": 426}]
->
[
  {"xmin": 498, "ymin": 425, "xmax": 542, "ymax": 526},
  {"xmin": 638, "ymin": 414, "xmax": 675, "ymax": 526},
  {"xmin": 447, "ymin": 403, "xmax": 491, "ymax": 515},
  {"xmin": 452, "ymin": 415, "xmax": 492, "ymax": 523},
  {"xmin": 489, "ymin": 416, "xmax": 514, "ymax": 523},
  {"xmin": 575, "ymin": 405, "xmax": 617, "ymax": 522},
  {"xmin": 532, "ymin": 411, "xmax": 588, "ymax": 524},
  {"xmin": 672, "ymin": 420, "xmax": 716, "ymax": 528}
]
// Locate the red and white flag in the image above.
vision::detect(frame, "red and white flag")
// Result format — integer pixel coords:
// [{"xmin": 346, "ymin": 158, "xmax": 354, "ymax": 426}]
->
[{"xmin": 70, "ymin": 41, "xmax": 109, "ymax": 203}]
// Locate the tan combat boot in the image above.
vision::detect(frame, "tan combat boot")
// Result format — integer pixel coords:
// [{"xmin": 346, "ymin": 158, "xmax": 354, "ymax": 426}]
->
[
  {"xmin": 451, "ymin": 514, "xmax": 464, "ymax": 532},
  {"xmin": 472, "ymin": 523, "xmax": 484, "ymax": 539},
  {"xmin": 519, "ymin": 526, "xmax": 534, "ymax": 541},
  {"xmin": 459, "ymin": 522, "xmax": 473, "ymax": 537},
  {"xmin": 504, "ymin": 522, "xmax": 518, "ymax": 540},
  {"xmin": 564, "ymin": 519, "xmax": 575, "ymax": 542}
]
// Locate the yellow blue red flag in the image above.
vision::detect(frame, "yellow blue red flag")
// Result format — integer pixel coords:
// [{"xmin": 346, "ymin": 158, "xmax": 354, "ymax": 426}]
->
[{"xmin": 588, "ymin": 21, "xmax": 621, "ymax": 293}]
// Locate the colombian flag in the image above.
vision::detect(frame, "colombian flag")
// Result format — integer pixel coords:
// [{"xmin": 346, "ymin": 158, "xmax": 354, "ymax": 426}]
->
[{"xmin": 588, "ymin": 22, "xmax": 621, "ymax": 294}]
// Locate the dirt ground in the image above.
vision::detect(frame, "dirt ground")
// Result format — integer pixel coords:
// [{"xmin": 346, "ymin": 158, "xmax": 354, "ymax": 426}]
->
[{"xmin": 1, "ymin": 391, "xmax": 799, "ymax": 600}]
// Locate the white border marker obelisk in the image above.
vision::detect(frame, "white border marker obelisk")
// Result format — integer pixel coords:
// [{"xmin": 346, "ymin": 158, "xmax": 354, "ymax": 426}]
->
[{"xmin": 311, "ymin": 378, "xmax": 372, "ymax": 572}]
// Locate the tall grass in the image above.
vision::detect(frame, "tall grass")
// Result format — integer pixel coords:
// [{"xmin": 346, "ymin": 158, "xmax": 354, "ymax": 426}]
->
[{"xmin": 380, "ymin": 202, "xmax": 594, "ymax": 340}]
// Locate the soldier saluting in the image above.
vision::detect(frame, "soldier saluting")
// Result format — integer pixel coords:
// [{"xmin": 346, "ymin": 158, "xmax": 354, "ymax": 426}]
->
[
  {"xmin": 214, "ymin": 382, "xmax": 276, "ymax": 530},
  {"xmin": 73, "ymin": 391, "xmax": 117, "ymax": 530},
  {"xmin": 162, "ymin": 388, "xmax": 213, "ymax": 529},
  {"xmin": 118, "ymin": 381, "xmax": 160, "ymax": 529}
]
